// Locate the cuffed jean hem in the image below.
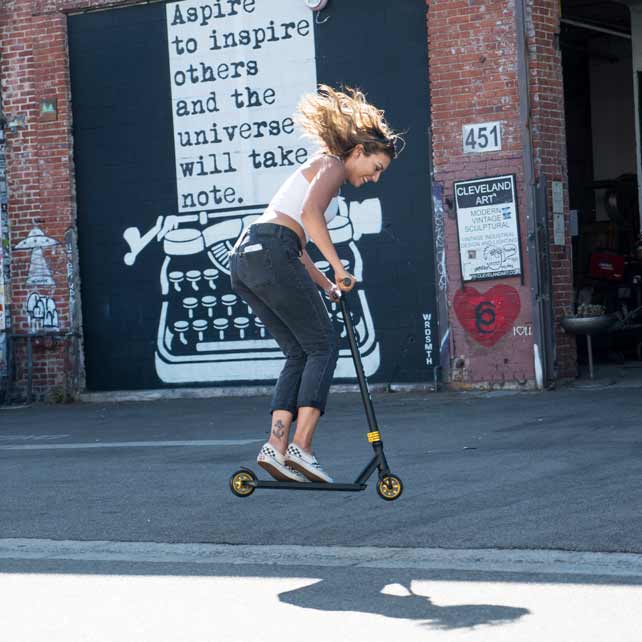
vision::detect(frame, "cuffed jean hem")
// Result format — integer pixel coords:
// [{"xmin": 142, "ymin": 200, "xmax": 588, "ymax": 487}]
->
[
  {"xmin": 269, "ymin": 406, "xmax": 299, "ymax": 420},
  {"xmin": 269, "ymin": 401, "xmax": 326, "ymax": 419},
  {"xmin": 295, "ymin": 400, "xmax": 326, "ymax": 416}
]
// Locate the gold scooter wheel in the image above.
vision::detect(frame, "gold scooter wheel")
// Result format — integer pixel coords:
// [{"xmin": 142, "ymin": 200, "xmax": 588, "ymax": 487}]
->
[
  {"xmin": 230, "ymin": 470, "xmax": 256, "ymax": 498},
  {"xmin": 377, "ymin": 475, "xmax": 403, "ymax": 501}
]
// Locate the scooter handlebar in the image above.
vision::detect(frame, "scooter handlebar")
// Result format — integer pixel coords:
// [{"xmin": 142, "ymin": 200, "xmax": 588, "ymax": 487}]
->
[{"xmin": 338, "ymin": 276, "xmax": 356, "ymax": 292}]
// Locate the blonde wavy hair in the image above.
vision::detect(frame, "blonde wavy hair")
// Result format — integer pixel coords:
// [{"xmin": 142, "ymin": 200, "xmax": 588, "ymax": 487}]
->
[{"xmin": 295, "ymin": 84, "xmax": 402, "ymax": 160}]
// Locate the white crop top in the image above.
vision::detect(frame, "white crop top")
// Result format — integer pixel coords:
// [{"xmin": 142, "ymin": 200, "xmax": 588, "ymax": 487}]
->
[{"xmin": 266, "ymin": 165, "xmax": 338, "ymax": 241}]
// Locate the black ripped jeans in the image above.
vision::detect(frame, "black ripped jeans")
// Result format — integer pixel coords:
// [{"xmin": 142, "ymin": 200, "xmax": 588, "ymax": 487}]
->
[{"xmin": 230, "ymin": 223, "xmax": 339, "ymax": 417}]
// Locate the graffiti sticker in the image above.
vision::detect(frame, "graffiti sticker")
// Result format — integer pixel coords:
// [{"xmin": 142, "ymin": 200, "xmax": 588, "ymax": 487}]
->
[{"xmin": 453, "ymin": 285, "xmax": 521, "ymax": 347}]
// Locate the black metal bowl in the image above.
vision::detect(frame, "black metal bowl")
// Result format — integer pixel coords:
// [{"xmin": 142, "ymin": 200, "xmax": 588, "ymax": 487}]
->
[{"xmin": 560, "ymin": 315, "xmax": 617, "ymax": 335}]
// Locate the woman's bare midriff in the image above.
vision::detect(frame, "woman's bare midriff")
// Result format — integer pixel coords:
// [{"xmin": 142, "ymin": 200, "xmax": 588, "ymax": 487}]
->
[
  {"xmin": 254, "ymin": 209, "xmax": 307, "ymax": 250},
  {"xmin": 252, "ymin": 155, "xmax": 339, "ymax": 249}
]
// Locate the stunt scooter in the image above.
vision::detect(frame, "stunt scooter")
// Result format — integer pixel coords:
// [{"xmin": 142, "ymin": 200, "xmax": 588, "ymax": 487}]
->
[{"xmin": 229, "ymin": 281, "xmax": 403, "ymax": 501}]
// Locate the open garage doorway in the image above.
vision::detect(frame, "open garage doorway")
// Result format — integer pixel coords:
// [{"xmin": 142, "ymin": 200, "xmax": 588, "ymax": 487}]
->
[{"xmin": 561, "ymin": 0, "xmax": 642, "ymax": 381}]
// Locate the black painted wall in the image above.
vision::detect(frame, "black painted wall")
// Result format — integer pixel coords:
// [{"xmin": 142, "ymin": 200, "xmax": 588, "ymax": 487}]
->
[{"xmin": 69, "ymin": 0, "xmax": 436, "ymax": 390}]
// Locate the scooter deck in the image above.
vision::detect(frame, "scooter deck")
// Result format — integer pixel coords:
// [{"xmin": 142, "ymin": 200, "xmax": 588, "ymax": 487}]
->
[
  {"xmin": 238, "ymin": 467, "xmax": 366, "ymax": 491},
  {"xmin": 250, "ymin": 480, "xmax": 367, "ymax": 492}
]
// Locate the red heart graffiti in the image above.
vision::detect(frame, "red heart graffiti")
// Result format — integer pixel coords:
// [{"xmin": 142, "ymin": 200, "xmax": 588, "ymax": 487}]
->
[{"xmin": 453, "ymin": 285, "xmax": 521, "ymax": 347}]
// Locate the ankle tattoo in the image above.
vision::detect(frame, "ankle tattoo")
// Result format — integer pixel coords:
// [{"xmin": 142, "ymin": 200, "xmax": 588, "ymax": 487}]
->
[{"xmin": 271, "ymin": 419, "xmax": 286, "ymax": 440}]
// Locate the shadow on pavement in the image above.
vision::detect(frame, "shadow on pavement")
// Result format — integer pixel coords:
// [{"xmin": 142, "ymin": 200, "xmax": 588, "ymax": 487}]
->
[{"xmin": 278, "ymin": 569, "xmax": 530, "ymax": 630}]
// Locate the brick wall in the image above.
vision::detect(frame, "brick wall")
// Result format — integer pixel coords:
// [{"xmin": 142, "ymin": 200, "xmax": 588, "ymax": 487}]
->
[
  {"xmin": 0, "ymin": 0, "xmax": 116, "ymax": 399},
  {"xmin": 427, "ymin": 0, "xmax": 576, "ymax": 386},
  {"xmin": 1, "ymin": 0, "xmax": 577, "ymax": 399},
  {"xmin": 428, "ymin": 0, "xmax": 537, "ymax": 387}
]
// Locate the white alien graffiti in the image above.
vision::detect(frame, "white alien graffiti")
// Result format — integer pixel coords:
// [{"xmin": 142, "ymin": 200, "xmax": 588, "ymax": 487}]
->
[{"xmin": 14, "ymin": 227, "xmax": 59, "ymax": 286}]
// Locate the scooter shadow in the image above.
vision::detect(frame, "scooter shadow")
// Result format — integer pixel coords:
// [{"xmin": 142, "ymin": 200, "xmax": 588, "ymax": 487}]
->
[{"xmin": 278, "ymin": 569, "xmax": 530, "ymax": 631}]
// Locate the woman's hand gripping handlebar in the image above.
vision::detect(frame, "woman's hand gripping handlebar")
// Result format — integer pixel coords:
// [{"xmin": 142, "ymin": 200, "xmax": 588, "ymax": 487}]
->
[
  {"xmin": 336, "ymin": 273, "xmax": 356, "ymax": 293},
  {"xmin": 324, "ymin": 270, "xmax": 355, "ymax": 302}
]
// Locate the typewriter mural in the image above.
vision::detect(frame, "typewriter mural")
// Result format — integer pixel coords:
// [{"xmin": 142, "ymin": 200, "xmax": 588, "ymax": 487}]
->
[
  {"xmin": 122, "ymin": 197, "xmax": 382, "ymax": 383},
  {"xmin": 121, "ymin": 0, "xmax": 381, "ymax": 384}
]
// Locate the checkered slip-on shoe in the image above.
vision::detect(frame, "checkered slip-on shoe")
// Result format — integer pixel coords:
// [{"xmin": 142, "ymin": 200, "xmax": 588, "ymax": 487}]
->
[
  {"xmin": 257, "ymin": 443, "xmax": 309, "ymax": 482},
  {"xmin": 285, "ymin": 444, "xmax": 334, "ymax": 483}
]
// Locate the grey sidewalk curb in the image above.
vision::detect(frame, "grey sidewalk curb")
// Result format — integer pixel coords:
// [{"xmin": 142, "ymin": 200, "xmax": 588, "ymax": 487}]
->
[
  {"xmin": 3, "ymin": 539, "xmax": 642, "ymax": 578},
  {"xmin": 78, "ymin": 382, "xmax": 438, "ymax": 403}
]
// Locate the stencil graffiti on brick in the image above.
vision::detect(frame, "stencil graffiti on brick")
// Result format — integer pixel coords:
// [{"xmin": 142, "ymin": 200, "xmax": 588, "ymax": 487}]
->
[
  {"xmin": 14, "ymin": 227, "xmax": 59, "ymax": 286},
  {"xmin": 26, "ymin": 293, "xmax": 59, "ymax": 332},
  {"xmin": 453, "ymin": 284, "xmax": 521, "ymax": 347},
  {"xmin": 0, "ymin": 264, "xmax": 5, "ymax": 333},
  {"xmin": 1, "ymin": 133, "xmax": 9, "ymax": 346},
  {"xmin": 64, "ymin": 229, "xmax": 78, "ymax": 330},
  {"xmin": 513, "ymin": 324, "xmax": 533, "ymax": 337},
  {"xmin": 0, "ymin": 228, "xmax": 5, "ymax": 333},
  {"xmin": 432, "ymin": 187, "xmax": 447, "ymax": 292}
]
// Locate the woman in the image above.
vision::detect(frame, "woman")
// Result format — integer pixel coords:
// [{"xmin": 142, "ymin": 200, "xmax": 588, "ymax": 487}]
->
[{"xmin": 230, "ymin": 84, "xmax": 399, "ymax": 483}]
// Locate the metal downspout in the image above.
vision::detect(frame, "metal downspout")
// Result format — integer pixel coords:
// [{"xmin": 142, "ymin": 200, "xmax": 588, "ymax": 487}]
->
[{"xmin": 515, "ymin": 0, "xmax": 549, "ymax": 388}]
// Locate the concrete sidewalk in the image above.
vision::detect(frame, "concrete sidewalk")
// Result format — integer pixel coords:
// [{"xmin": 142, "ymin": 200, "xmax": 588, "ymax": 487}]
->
[{"xmin": 1, "ymin": 385, "xmax": 641, "ymax": 551}]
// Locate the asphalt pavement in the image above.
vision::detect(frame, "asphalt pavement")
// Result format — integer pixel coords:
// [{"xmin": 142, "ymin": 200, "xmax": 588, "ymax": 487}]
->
[{"xmin": 1, "ymin": 385, "xmax": 641, "ymax": 551}]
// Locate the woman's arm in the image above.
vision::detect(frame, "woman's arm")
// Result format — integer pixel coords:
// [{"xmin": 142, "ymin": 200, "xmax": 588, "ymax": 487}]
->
[
  {"xmin": 300, "ymin": 157, "xmax": 350, "ymax": 281},
  {"xmin": 300, "ymin": 249, "xmax": 331, "ymax": 288},
  {"xmin": 300, "ymin": 249, "xmax": 341, "ymax": 301}
]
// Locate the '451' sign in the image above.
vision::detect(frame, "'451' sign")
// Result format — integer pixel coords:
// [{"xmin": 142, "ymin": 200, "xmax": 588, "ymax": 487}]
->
[{"xmin": 462, "ymin": 121, "xmax": 501, "ymax": 153}]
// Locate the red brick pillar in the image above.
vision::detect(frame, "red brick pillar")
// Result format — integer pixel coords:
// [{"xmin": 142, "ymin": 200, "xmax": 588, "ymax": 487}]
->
[
  {"xmin": 428, "ymin": 0, "xmax": 538, "ymax": 388},
  {"xmin": 1, "ymin": 0, "xmax": 82, "ymax": 400},
  {"xmin": 427, "ymin": 0, "xmax": 576, "ymax": 387}
]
